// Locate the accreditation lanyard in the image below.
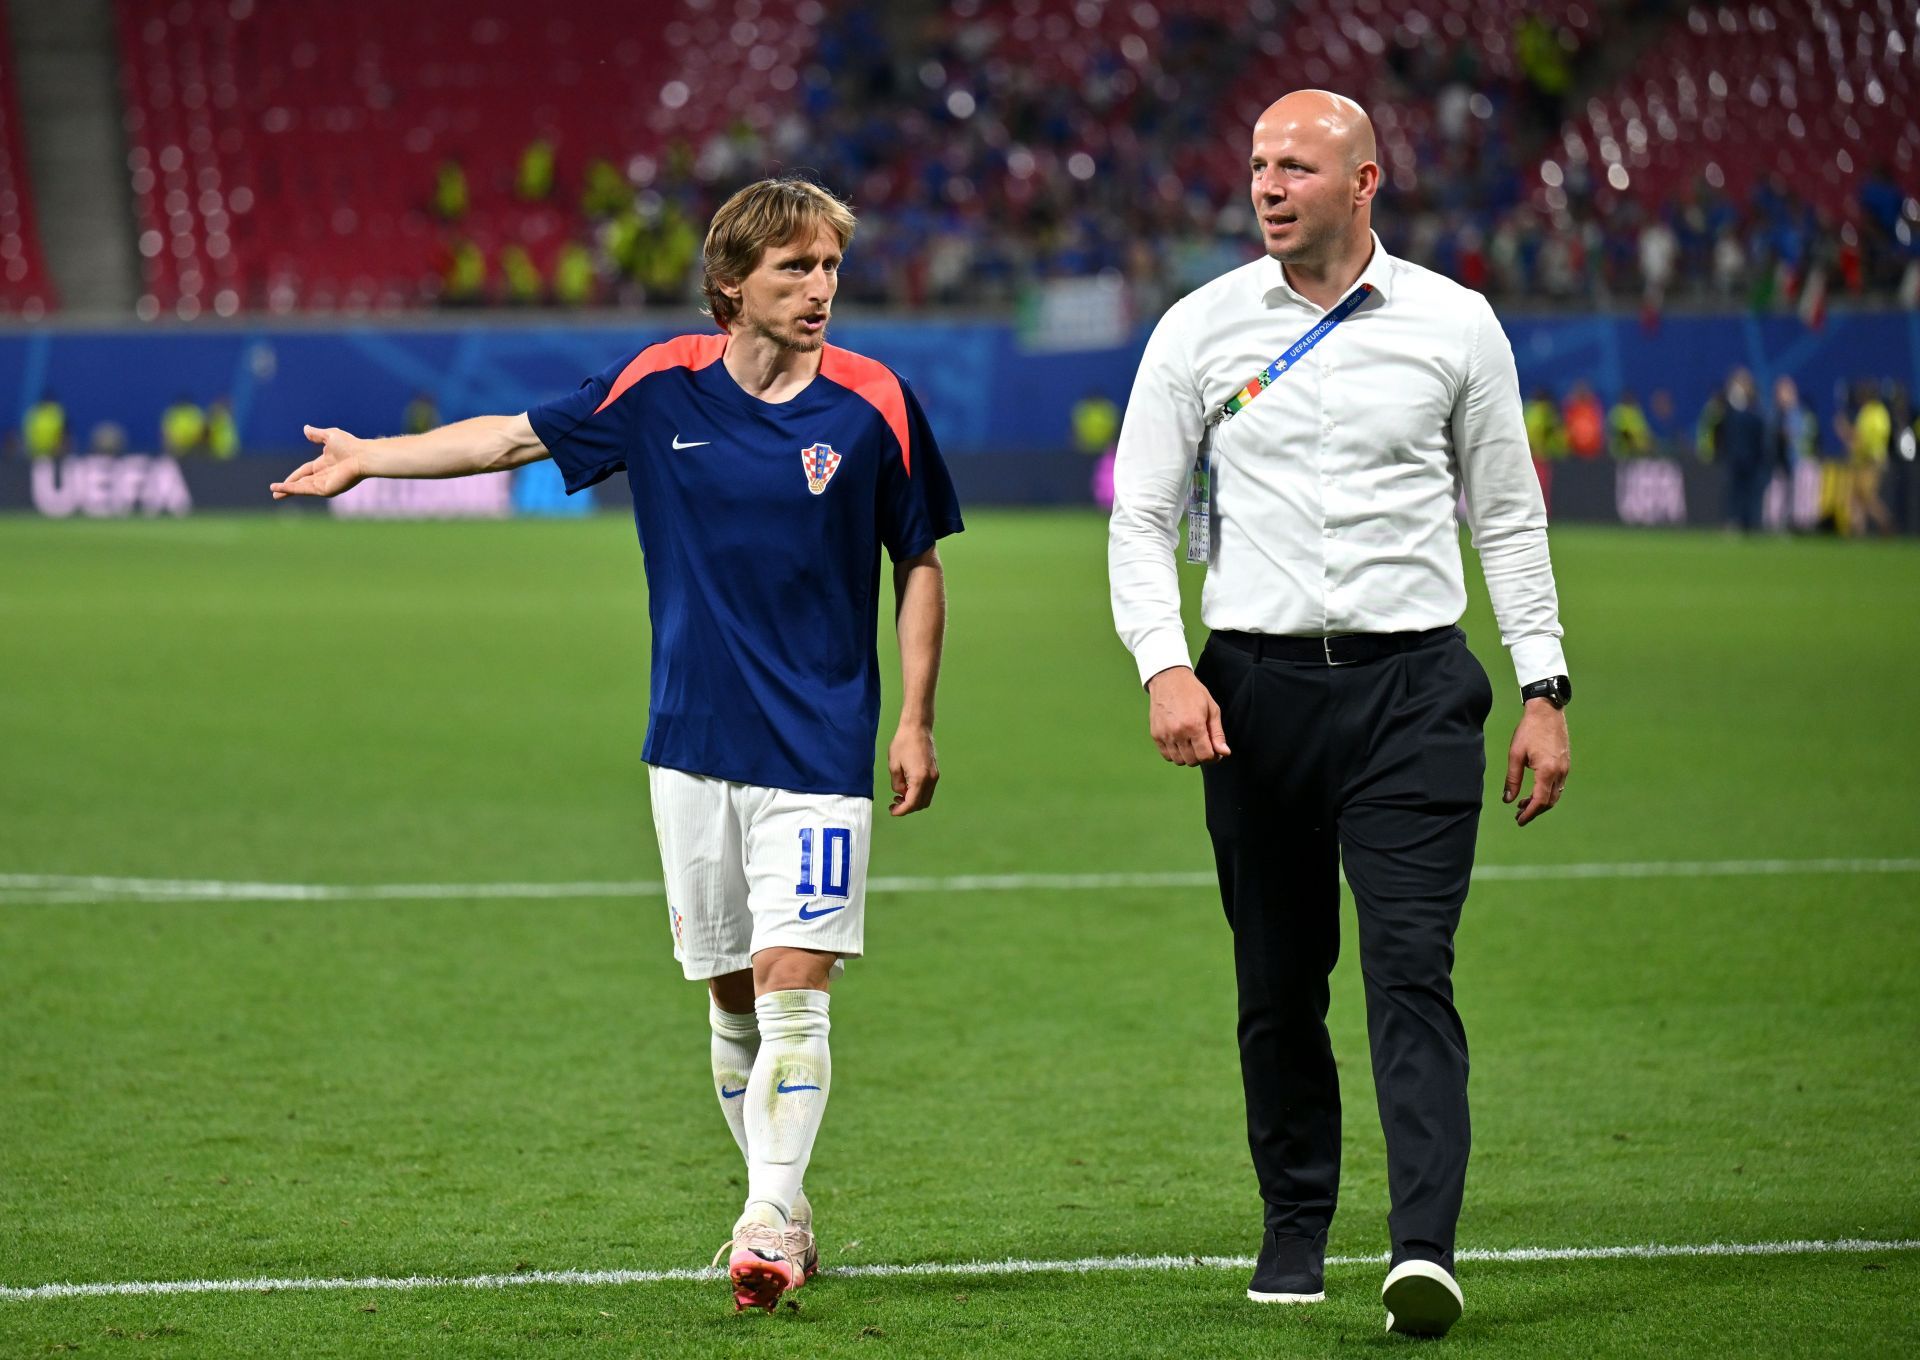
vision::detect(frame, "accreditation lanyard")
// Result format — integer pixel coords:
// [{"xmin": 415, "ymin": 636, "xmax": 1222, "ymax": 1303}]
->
[{"xmin": 1186, "ymin": 281, "xmax": 1375, "ymax": 564}]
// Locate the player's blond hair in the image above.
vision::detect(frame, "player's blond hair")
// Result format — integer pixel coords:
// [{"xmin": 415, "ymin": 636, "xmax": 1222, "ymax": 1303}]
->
[{"xmin": 701, "ymin": 177, "xmax": 857, "ymax": 329}]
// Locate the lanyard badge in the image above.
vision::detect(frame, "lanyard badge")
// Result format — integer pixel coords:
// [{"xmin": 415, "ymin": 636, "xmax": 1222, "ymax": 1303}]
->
[
  {"xmin": 1185, "ymin": 432, "xmax": 1214, "ymax": 564},
  {"xmin": 1184, "ymin": 281, "xmax": 1375, "ymax": 566}
]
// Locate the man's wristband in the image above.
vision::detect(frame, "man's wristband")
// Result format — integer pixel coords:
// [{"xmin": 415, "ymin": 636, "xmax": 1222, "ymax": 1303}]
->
[{"xmin": 1520, "ymin": 675, "xmax": 1572, "ymax": 709}]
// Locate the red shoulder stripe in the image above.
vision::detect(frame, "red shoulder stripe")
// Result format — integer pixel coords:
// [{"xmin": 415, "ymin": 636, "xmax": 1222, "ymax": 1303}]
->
[
  {"xmin": 592, "ymin": 332, "xmax": 728, "ymax": 415},
  {"xmin": 820, "ymin": 344, "xmax": 912, "ymax": 475}
]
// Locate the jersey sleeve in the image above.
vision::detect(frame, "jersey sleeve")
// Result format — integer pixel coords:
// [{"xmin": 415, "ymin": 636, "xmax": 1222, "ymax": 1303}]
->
[
  {"xmin": 526, "ymin": 353, "xmax": 639, "ymax": 494},
  {"xmin": 878, "ymin": 379, "xmax": 965, "ymax": 560}
]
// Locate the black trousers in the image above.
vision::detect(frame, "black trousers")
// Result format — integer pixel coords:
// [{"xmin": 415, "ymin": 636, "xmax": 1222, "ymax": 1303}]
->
[
  {"xmin": 1195, "ymin": 627, "xmax": 1493, "ymax": 1273},
  {"xmin": 1725, "ymin": 460, "xmax": 1769, "ymax": 533}
]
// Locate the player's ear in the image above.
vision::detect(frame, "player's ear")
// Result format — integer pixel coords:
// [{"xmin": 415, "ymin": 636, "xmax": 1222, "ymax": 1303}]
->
[{"xmin": 1353, "ymin": 160, "xmax": 1381, "ymax": 206}]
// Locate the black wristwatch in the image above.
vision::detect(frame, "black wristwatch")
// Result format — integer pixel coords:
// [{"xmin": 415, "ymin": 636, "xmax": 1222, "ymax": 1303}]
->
[{"xmin": 1521, "ymin": 675, "xmax": 1572, "ymax": 709}]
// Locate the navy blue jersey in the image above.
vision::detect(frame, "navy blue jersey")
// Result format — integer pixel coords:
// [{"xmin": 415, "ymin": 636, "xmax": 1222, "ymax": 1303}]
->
[{"xmin": 527, "ymin": 333, "xmax": 964, "ymax": 798}]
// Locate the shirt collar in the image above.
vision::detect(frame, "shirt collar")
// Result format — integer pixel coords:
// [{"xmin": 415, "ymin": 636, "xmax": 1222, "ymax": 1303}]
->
[{"xmin": 1263, "ymin": 230, "xmax": 1394, "ymax": 310}]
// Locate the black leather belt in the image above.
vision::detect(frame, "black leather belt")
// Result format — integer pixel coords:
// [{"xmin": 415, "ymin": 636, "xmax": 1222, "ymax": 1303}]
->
[{"xmin": 1211, "ymin": 625, "xmax": 1457, "ymax": 667}]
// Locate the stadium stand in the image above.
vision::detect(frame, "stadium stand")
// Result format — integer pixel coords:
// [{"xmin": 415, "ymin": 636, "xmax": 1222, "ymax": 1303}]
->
[
  {"xmin": 112, "ymin": 0, "xmax": 823, "ymax": 314},
  {"xmin": 101, "ymin": 0, "xmax": 1917, "ymax": 317},
  {"xmin": 0, "ymin": 4, "xmax": 57, "ymax": 317},
  {"xmin": 1534, "ymin": 0, "xmax": 1917, "ymax": 296},
  {"xmin": 1219, "ymin": 0, "xmax": 1608, "ymax": 190},
  {"xmin": 806, "ymin": 0, "xmax": 1613, "ymax": 305},
  {"xmin": 1543, "ymin": 0, "xmax": 1913, "ymax": 216}
]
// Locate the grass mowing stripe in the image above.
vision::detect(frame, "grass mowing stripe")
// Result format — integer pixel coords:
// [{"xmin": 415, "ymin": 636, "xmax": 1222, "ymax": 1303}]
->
[
  {"xmin": 2, "ymin": 857, "xmax": 1918, "ymax": 906},
  {"xmin": 6, "ymin": 1238, "xmax": 1916, "ymax": 1303}
]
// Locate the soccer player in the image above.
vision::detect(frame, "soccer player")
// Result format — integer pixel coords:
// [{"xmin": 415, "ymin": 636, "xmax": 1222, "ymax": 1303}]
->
[{"xmin": 271, "ymin": 177, "xmax": 963, "ymax": 1313}]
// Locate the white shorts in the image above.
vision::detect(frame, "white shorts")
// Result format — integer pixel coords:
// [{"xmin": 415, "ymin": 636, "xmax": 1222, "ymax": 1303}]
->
[{"xmin": 648, "ymin": 765, "xmax": 873, "ymax": 981}]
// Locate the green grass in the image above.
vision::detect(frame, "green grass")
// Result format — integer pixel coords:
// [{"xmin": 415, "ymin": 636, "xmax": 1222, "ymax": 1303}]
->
[{"xmin": 2, "ymin": 513, "xmax": 1918, "ymax": 1356}]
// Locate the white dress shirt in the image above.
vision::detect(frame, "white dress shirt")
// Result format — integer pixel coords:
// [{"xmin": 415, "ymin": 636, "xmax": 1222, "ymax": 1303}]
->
[{"xmin": 1109, "ymin": 232, "xmax": 1568, "ymax": 690}]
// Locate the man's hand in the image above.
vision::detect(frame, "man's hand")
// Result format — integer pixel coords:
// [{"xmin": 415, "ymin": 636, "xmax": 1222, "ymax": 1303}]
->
[
  {"xmin": 271, "ymin": 425, "xmax": 367, "ymax": 499},
  {"xmin": 1505, "ymin": 700, "xmax": 1570, "ymax": 826},
  {"xmin": 1147, "ymin": 665, "xmax": 1230, "ymax": 766},
  {"xmin": 887, "ymin": 723, "xmax": 939, "ymax": 817}
]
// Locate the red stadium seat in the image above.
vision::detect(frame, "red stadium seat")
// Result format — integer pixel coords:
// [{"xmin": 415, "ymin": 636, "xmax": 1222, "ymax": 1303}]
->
[
  {"xmin": 0, "ymin": 2, "xmax": 57, "ymax": 316},
  {"xmin": 113, "ymin": 0, "xmax": 826, "ymax": 313},
  {"xmin": 1532, "ymin": 0, "xmax": 1915, "ymax": 222}
]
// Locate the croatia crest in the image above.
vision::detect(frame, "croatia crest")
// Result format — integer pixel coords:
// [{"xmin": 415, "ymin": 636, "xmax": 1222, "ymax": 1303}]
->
[{"xmin": 802, "ymin": 442, "xmax": 843, "ymax": 495}]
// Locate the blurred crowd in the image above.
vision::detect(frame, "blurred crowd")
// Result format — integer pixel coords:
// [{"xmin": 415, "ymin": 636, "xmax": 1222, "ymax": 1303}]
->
[
  {"xmin": 14, "ymin": 372, "xmax": 1910, "ymax": 541},
  {"xmin": 1406, "ymin": 167, "xmax": 1917, "ymax": 315},
  {"xmin": 17, "ymin": 392, "xmax": 241, "ymax": 460},
  {"xmin": 13, "ymin": 388, "xmax": 449, "ymax": 462},
  {"xmin": 419, "ymin": 5, "xmax": 1918, "ymax": 315},
  {"xmin": 1523, "ymin": 370, "xmax": 1914, "ymax": 535}
]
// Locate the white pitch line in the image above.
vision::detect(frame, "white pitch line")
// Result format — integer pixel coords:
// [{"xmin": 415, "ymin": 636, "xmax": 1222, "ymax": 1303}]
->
[
  {"xmin": 3, "ymin": 1237, "xmax": 1915, "ymax": 1303},
  {"xmin": 2, "ymin": 857, "xmax": 1918, "ymax": 907}
]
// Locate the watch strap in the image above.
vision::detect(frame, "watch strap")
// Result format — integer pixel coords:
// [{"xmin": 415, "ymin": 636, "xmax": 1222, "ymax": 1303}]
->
[{"xmin": 1520, "ymin": 675, "xmax": 1571, "ymax": 709}]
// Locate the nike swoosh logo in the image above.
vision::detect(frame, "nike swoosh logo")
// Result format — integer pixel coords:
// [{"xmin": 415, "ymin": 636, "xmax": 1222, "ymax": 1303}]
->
[
  {"xmin": 797, "ymin": 902, "xmax": 847, "ymax": 921},
  {"xmin": 777, "ymin": 1080, "xmax": 822, "ymax": 1094},
  {"xmin": 719, "ymin": 1085, "xmax": 746, "ymax": 1099},
  {"xmin": 671, "ymin": 435, "xmax": 710, "ymax": 449}
]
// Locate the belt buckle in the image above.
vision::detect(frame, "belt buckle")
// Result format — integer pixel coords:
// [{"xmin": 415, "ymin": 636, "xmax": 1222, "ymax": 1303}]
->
[{"xmin": 1322, "ymin": 635, "xmax": 1352, "ymax": 667}]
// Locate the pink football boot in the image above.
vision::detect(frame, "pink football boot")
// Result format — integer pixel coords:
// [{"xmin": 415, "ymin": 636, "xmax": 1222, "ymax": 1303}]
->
[{"xmin": 726, "ymin": 1219, "xmax": 797, "ymax": 1313}]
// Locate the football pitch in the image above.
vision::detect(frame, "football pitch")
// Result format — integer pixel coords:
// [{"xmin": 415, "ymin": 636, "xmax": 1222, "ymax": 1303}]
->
[{"xmin": 2, "ymin": 510, "xmax": 1917, "ymax": 1357}]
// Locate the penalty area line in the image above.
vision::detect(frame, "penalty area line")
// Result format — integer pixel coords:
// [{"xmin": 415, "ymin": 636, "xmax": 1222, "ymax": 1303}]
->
[
  {"xmin": 1, "ymin": 857, "xmax": 1918, "ymax": 907},
  {"xmin": 4, "ymin": 1237, "xmax": 1917, "ymax": 1303}
]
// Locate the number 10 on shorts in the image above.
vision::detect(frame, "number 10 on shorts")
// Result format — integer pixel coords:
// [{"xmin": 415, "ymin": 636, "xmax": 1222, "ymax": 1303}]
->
[{"xmin": 795, "ymin": 827, "xmax": 852, "ymax": 898}]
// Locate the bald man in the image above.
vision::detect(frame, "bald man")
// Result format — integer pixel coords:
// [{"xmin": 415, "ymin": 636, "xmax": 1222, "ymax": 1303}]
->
[{"xmin": 1108, "ymin": 91, "xmax": 1572, "ymax": 1337}]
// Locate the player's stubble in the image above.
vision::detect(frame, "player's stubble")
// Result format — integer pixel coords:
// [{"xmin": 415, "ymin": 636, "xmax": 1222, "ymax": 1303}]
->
[{"xmin": 743, "ymin": 311, "xmax": 827, "ymax": 355}]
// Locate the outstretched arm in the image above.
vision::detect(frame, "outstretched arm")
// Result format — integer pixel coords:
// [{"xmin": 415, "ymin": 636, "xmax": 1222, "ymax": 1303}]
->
[
  {"xmin": 270, "ymin": 414, "xmax": 549, "ymax": 499},
  {"xmin": 887, "ymin": 547, "xmax": 946, "ymax": 817}
]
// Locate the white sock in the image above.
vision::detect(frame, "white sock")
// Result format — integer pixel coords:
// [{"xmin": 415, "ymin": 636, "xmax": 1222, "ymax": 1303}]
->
[
  {"xmin": 741, "ymin": 989, "xmax": 831, "ymax": 1225},
  {"xmin": 709, "ymin": 1001, "xmax": 758, "ymax": 1166}
]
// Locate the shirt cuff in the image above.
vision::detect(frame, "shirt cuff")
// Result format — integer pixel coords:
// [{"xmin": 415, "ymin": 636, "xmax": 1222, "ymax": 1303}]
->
[
  {"xmin": 1508, "ymin": 635, "xmax": 1569, "ymax": 690},
  {"xmin": 1133, "ymin": 630, "xmax": 1194, "ymax": 689}
]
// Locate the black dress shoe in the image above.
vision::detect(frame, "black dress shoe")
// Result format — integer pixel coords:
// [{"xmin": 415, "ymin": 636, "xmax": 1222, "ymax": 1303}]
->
[{"xmin": 1247, "ymin": 1228, "xmax": 1326, "ymax": 1303}]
